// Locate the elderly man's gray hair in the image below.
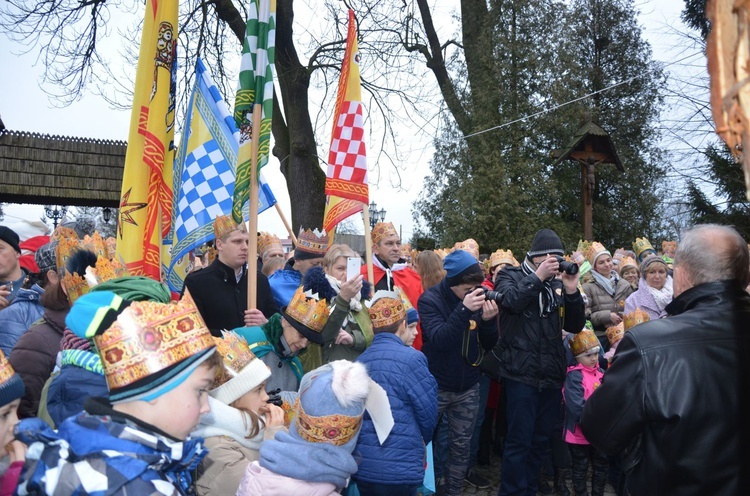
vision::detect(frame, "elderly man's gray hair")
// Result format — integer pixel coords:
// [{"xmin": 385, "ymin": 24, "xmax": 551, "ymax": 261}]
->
[{"xmin": 674, "ymin": 224, "xmax": 749, "ymax": 288}]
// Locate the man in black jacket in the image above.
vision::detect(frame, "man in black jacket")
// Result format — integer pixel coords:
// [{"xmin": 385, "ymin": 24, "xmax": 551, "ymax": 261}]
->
[
  {"xmin": 182, "ymin": 215, "xmax": 278, "ymax": 335},
  {"xmin": 581, "ymin": 224, "xmax": 750, "ymax": 495},
  {"xmin": 493, "ymin": 228, "xmax": 586, "ymax": 496}
]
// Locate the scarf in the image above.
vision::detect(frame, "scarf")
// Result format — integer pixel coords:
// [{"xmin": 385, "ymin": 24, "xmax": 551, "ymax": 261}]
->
[
  {"xmin": 323, "ymin": 274, "xmax": 363, "ymax": 313},
  {"xmin": 192, "ymin": 396, "xmax": 265, "ymax": 450},
  {"xmin": 259, "ymin": 430, "xmax": 358, "ymax": 491},
  {"xmin": 591, "ymin": 269, "xmax": 618, "ymax": 296},
  {"xmin": 372, "ymin": 255, "xmax": 409, "ymax": 291},
  {"xmin": 522, "ymin": 258, "xmax": 558, "ymax": 317},
  {"xmin": 646, "ymin": 276, "xmax": 673, "ymax": 314}
]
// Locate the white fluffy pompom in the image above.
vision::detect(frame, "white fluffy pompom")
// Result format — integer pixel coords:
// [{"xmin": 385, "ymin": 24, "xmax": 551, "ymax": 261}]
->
[{"xmin": 328, "ymin": 360, "xmax": 370, "ymax": 408}]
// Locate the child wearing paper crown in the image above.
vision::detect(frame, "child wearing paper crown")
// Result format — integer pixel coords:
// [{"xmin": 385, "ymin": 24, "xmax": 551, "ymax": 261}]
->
[
  {"xmin": 353, "ymin": 291, "xmax": 438, "ymax": 495},
  {"xmin": 13, "ymin": 291, "xmax": 223, "ymax": 495},
  {"xmin": 192, "ymin": 330, "xmax": 287, "ymax": 495},
  {"xmin": 237, "ymin": 360, "xmax": 392, "ymax": 496},
  {"xmin": 0, "ymin": 350, "xmax": 26, "ymax": 496},
  {"xmin": 563, "ymin": 329, "xmax": 607, "ymax": 496}
]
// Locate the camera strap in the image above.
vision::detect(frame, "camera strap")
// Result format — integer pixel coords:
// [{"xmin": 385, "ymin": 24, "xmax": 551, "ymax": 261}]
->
[{"xmin": 462, "ymin": 321, "xmax": 484, "ymax": 367}]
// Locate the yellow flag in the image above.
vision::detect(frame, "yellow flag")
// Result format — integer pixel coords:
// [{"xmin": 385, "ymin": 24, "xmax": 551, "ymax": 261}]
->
[{"xmin": 116, "ymin": 0, "xmax": 177, "ymax": 280}]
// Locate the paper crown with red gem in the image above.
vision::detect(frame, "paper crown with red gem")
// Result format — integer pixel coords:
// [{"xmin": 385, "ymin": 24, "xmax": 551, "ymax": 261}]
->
[
  {"xmin": 585, "ymin": 241, "xmax": 610, "ymax": 266},
  {"xmin": 56, "ymin": 232, "xmax": 129, "ymax": 304},
  {"xmin": 367, "ymin": 290, "xmax": 406, "ymax": 328},
  {"xmin": 295, "ymin": 228, "xmax": 329, "ymax": 259},
  {"xmin": 570, "ymin": 329, "xmax": 600, "ymax": 357},
  {"xmin": 371, "ymin": 222, "xmax": 398, "ymax": 245},
  {"xmin": 65, "ymin": 290, "xmax": 216, "ymax": 403},
  {"xmin": 214, "ymin": 214, "xmax": 247, "ymax": 241},
  {"xmin": 282, "ymin": 287, "xmax": 329, "ymax": 344},
  {"xmin": 618, "ymin": 256, "xmax": 638, "ymax": 274},
  {"xmin": 454, "ymin": 239, "xmax": 480, "ymax": 261},
  {"xmin": 623, "ymin": 308, "xmax": 650, "ymax": 331},
  {"xmin": 211, "ymin": 331, "xmax": 271, "ymax": 405}
]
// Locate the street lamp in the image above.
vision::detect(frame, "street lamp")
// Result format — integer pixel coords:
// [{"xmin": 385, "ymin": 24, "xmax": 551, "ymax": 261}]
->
[
  {"xmin": 44, "ymin": 205, "xmax": 68, "ymax": 229},
  {"xmin": 102, "ymin": 207, "xmax": 113, "ymax": 223},
  {"xmin": 368, "ymin": 201, "xmax": 386, "ymax": 229}
]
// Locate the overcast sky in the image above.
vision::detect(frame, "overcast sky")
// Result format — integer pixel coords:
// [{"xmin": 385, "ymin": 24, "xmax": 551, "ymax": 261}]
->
[{"xmin": 1, "ymin": 0, "xmax": 690, "ymax": 243}]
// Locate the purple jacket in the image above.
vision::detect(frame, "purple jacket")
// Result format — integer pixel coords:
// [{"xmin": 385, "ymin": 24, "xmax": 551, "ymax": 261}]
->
[{"xmin": 623, "ymin": 279, "xmax": 670, "ymax": 321}]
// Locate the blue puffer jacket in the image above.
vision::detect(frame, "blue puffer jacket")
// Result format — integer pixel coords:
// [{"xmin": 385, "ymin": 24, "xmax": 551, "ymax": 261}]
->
[
  {"xmin": 47, "ymin": 356, "xmax": 109, "ymax": 427},
  {"xmin": 0, "ymin": 284, "xmax": 43, "ymax": 356},
  {"xmin": 268, "ymin": 263, "xmax": 302, "ymax": 309},
  {"xmin": 354, "ymin": 333, "xmax": 438, "ymax": 486},
  {"xmin": 419, "ymin": 279, "xmax": 498, "ymax": 392}
]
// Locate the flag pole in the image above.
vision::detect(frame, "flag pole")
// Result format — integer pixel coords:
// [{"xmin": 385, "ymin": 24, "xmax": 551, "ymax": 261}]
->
[
  {"xmin": 274, "ymin": 203, "xmax": 298, "ymax": 247},
  {"xmin": 362, "ymin": 203, "xmax": 374, "ymax": 285},
  {"xmin": 247, "ymin": 103, "xmax": 263, "ymax": 310}
]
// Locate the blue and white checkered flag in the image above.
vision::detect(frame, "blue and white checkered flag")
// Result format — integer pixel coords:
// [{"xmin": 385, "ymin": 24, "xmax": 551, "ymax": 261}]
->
[{"xmin": 166, "ymin": 58, "xmax": 277, "ymax": 291}]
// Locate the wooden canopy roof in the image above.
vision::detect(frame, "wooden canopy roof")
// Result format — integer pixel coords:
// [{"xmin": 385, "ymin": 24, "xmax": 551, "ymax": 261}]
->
[
  {"xmin": 0, "ymin": 125, "xmax": 126, "ymax": 207},
  {"xmin": 550, "ymin": 121, "xmax": 624, "ymax": 171}
]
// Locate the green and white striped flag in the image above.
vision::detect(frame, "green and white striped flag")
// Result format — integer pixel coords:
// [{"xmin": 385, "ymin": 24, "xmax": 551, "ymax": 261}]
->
[{"xmin": 232, "ymin": 0, "xmax": 276, "ymax": 223}]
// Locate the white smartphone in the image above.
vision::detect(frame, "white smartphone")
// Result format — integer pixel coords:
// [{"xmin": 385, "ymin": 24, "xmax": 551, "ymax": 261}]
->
[{"xmin": 346, "ymin": 257, "xmax": 360, "ymax": 281}]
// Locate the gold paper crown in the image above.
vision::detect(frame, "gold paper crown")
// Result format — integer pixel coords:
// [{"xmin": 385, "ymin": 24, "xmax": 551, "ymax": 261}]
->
[
  {"xmin": 214, "ymin": 214, "xmax": 247, "ymax": 241},
  {"xmin": 258, "ymin": 232, "xmax": 282, "ymax": 255},
  {"xmin": 296, "ymin": 228, "xmax": 329, "ymax": 257},
  {"xmin": 294, "ymin": 397, "xmax": 363, "ymax": 446},
  {"xmin": 50, "ymin": 226, "xmax": 78, "ymax": 242},
  {"xmin": 454, "ymin": 239, "xmax": 480, "ymax": 261},
  {"xmin": 94, "ymin": 292, "xmax": 215, "ymax": 392},
  {"xmin": 395, "ymin": 286, "xmax": 414, "ymax": 311},
  {"xmin": 433, "ymin": 247, "xmax": 454, "ymax": 260},
  {"xmin": 661, "ymin": 240, "xmax": 678, "ymax": 253},
  {"xmin": 585, "ymin": 241, "xmax": 610, "ymax": 266},
  {"xmin": 606, "ymin": 322, "xmax": 625, "ymax": 346},
  {"xmin": 490, "ymin": 249, "xmax": 518, "ymax": 268},
  {"xmin": 623, "ymin": 308, "xmax": 650, "ymax": 331},
  {"xmin": 576, "ymin": 239, "xmax": 593, "ymax": 255},
  {"xmin": 571, "ymin": 251, "xmax": 585, "ymax": 265},
  {"xmin": 368, "ymin": 292, "xmax": 406, "ymax": 328},
  {"xmin": 570, "ymin": 329, "xmax": 600, "ymax": 357},
  {"xmin": 0, "ymin": 349, "xmax": 17, "ymax": 385},
  {"xmin": 618, "ymin": 256, "xmax": 638, "ymax": 273},
  {"xmin": 285, "ymin": 287, "xmax": 329, "ymax": 333},
  {"xmin": 56, "ymin": 232, "xmax": 130, "ymax": 304},
  {"xmin": 212, "ymin": 331, "xmax": 258, "ymax": 387},
  {"xmin": 105, "ymin": 237, "xmax": 117, "ymax": 259},
  {"xmin": 632, "ymin": 237, "xmax": 655, "ymax": 258},
  {"xmin": 400, "ymin": 243, "xmax": 412, "ymax": 258},
  {"xmin": 612, "ymin": 248, "xmax": 627, "ymax": 264},
  {"xmin": 371, "ymin": 222, "xmax": 398, "ymax": 245}
]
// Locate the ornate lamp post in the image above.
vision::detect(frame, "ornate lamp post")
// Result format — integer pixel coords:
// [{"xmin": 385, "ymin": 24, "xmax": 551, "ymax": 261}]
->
[
  {"xmin": 368, "ymin": 201, "xmax": 386, "ymax": 229},
  {"xmin": 44, "ymin": 205, "xmax": 68, "ymax": 229},
  {"xmin": 102, "ymin": 207, "xmax": 113, "ymax": 223}
]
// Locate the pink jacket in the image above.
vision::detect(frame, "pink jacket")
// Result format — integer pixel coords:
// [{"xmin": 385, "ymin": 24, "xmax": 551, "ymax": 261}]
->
[
  {"xmin": 563, "ymin": 363, "xmax": 603, "ymax": 444},
  {"xmin": 236, "ymin": 461, "xmax": 341, "ymax": 496}
]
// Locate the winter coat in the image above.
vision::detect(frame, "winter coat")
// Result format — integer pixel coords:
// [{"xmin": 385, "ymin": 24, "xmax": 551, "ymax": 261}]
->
[
  {"xmin": 0, "ymin": 284, "xmax": 43, "ymax": 356},
  {"xmin": 46, "ymin": 353, "xmax": 109, "ymax": 427},
  {"xmin": 8, "ymin": 307, "xmax": 67, "ymax": 418},
  {"xmin": 237, "ymin": 462, "xmax": 339, "ymax": 496},
  {"xmin": 14, "ymin": 398, "xmax": 208, "ymax": 495},
  {"xmin": 581, "ymin": 272, "xmax": 633, "ymax": 336},
  {"xmin": 581, "ymin": 281, "xmax": 750, "ymax": 496},
  {"xmin": 563, "ymin": 363, "xmax": 604, "ymax": 444},
  {"xmin": 491, "ymin": 266, "xmax": 586, "ymax": 389},
  {"xmin": 0, "ymin": 460, "xmax": 23, "ymax": 496},
  {"xmin": 268, "ymin": 261, "xmax": 303, "ymax": 308},
  {"xmin": 354, "ymin": 333, "xmax": 438, "ymax": 485},
  {"xmin": 623, "ymin": 277, "xmax": 672, "ymax": 321},
  {"xmin": 235, "ymin": 325, "xmax": 304, "ymax": 392},
  {"xmin": 419, "ymin": 278, "xmax": 498, "ymax": 392},
  {"xmin": 193, "ymin": 397, "xmax": 287, "ymax": 496},
  {"xmin": 183, "ymin": 259, "xmax": 278, "ymax": 335}
]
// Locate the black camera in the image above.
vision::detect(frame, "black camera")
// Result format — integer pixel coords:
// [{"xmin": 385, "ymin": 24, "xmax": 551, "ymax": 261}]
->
[
  {"xmin": 555, "ymin": 256, "xmax": 579, "ymax": 275},
  {"xmin": 266, "ymin": 388, "xmax": 283, "ymax": 407},
  {"xmin": 477, "ymin": 287, "xmax": 503, "ymax": 302}
]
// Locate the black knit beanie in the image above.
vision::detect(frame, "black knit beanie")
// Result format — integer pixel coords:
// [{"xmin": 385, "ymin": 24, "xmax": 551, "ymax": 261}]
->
[
  {"xmin": 0, "ymin": 226, "xmax": 21, "ymax": 254},
  {"xmin": 527, "ymin": 229, "xmax": 564, "ymax": 258}
]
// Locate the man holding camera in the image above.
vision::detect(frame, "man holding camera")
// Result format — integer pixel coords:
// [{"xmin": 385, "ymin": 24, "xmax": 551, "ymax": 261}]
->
[
  {"xmin": 420, "ymin": 249, "xmax": 499, "ymax": 496},
  {"xmin": 492, "ymin": 228, "xmax": 586, "ymax": 496}
]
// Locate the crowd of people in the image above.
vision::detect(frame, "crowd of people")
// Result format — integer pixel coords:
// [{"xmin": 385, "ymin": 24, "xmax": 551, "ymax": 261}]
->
[{"xmin": 0, "ymin": 217, "xmax": 748, "ymax": 496}]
